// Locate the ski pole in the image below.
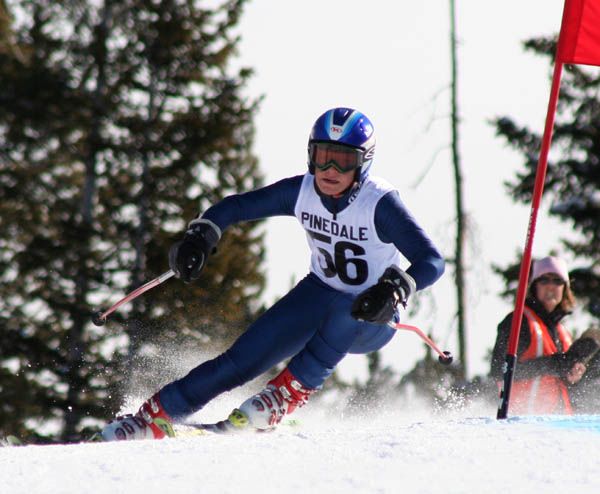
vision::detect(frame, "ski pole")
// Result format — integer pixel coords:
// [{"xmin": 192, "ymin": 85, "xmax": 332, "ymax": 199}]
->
[
  {"xmin": 388, "ymin": 321, "xmax": 453, "ymax": 365},
  {"xmin": 92, "ymin": 269, "xmax": 175, "ymax": 326}
]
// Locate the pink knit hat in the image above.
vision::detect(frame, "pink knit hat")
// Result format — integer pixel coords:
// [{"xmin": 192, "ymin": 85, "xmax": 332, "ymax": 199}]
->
[{"xmin": 531, "ymin": 256, "xmax": 570, "ymax": 286}]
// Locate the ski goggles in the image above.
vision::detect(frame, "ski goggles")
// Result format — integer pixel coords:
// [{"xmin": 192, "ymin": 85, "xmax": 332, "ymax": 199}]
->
[{"xmin": 309, "ymin": 142, "xmax": 365, "ymax": 174}]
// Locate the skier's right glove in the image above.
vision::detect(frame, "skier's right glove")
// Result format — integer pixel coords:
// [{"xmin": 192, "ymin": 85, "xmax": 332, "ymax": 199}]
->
[
  {"xmin": 168, "ymin": 219, "xmax": 221, "ymax": 283},
  {"xmin": 350, "ymin": 265, "xmax": 416, "ymax": 324}
]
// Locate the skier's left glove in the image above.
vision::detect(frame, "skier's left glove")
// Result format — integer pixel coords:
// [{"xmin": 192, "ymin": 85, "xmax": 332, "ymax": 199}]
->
[
  {"xmin": 169, "ymin": 219, "xmax": 221, "ymax": 283},
  {"xmin": 351, "ymin": 265, "xmax": 416, "ymax": 324}
]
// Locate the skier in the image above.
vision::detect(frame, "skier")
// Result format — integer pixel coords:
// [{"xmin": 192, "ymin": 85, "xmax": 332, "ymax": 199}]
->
[
  {"xmin": 101, "ymin": 107, "xmax": 445, "ymax": 440},
  {"xmin": 490, "ymin": 255, "xmax": 600, "ymax": 414}
]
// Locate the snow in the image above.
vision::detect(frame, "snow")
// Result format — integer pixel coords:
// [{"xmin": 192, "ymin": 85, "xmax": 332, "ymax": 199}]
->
[{"xmin": 4, "ymin": 406, "xmax": 600, "ymax": 494}]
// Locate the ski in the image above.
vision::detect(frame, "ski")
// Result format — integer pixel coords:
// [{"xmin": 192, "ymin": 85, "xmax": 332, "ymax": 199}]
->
[
  {"xmin": 1, "ymin": 433, "xmax": 103, "ymax": 447},
  {"xmin": 0, "ymin": 426, "xmax": 229, "ymax": 446},
  {"xmin": 1, "ymin": 435, "xmax": 24, "ymax": 447},
  {"xmin": 176, "ymin": 419, "xmax": 243, "ymax": 436},
  {"xmin": 179, "ymin": 416, "xmax": 300, "ymax": 436},
  {"xmin": 175, "ymin": 408, "xmax": 251, "ymax": 436},
  {"xmin": 1, "ymin": 417, "xmax": 300, "ymax": 446}
]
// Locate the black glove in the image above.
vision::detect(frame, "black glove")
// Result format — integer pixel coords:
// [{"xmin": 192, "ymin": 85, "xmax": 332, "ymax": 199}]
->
[
  {"xmin": 169, "ymin": 219, "xmax": 220, "ymax": 283},
  {"xmin": 549, "ymin": 329, "xmax": 600, "ymax": 380},
  {"xmin": 351, "ymin": 265, "xmax": 416, "ymax": 324},
  {"xmin": 563, "ymin": 328, "xmax": 600, "ymax": 367}
]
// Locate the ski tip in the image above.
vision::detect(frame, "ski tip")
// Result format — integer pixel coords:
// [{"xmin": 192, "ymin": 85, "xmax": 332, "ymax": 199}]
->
[{"xmin": 1, "ymin": 435, "xmax": 24, "ymax": 447}]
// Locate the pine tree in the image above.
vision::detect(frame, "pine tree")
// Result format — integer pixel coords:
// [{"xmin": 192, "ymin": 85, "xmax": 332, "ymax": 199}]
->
[
  {"xmin": 492, "ymin": 36, "xmax": 600, "ymax": 323},
  {"xmin": 0, "ymin": 0, "xmax": 263, "ymax": 442}
]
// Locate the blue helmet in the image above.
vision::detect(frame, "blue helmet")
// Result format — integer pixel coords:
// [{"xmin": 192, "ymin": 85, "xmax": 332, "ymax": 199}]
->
[{"xmin": 308, "ymin": 107, "xmax": 376, "ymax": 182}]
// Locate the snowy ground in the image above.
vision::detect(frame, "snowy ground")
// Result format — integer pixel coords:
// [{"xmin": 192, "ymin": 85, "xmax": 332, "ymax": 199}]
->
[{"xmin": 3, "ymin": 399, "xmax": 600, "ymax": 494}]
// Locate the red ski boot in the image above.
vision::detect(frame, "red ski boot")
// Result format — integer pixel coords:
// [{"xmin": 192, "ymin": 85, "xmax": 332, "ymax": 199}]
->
[
  {"xmin": 236, "ymin": 367, "xmax": 315, "ymax": 430},
  {"xmin": 101, "ymin": 393, "xmax": 175, "ymax": 441}
]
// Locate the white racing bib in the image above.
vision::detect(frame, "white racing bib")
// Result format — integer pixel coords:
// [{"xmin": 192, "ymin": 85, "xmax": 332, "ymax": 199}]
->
[{"xmin": 294, "ymin": 174, "xmax": 402, "ymax": 294}]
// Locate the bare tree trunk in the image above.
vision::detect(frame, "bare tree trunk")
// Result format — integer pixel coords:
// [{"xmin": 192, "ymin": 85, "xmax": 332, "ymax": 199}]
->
[
  {"xmin": 127, "ymin": 75, "xmax": 157, "ymax": 362},
  {"xmin": 449, "ymin": 0, "xmax": 467, "ymax": 379},
  {"xmin": 63, "ymin": 1, "xmax": 112, "ymax": 441}
]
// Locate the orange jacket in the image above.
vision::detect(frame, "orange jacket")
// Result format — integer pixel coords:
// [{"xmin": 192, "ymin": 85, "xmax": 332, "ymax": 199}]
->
[{"xmin": 509, "ymin": 307, "xmax": 573, "ymax": 415}]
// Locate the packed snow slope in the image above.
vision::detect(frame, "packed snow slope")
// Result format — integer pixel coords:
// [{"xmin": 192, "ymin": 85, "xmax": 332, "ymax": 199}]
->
[{"xmin": 3, "ymin": 402, "xmax": 600, "ymax": 494}]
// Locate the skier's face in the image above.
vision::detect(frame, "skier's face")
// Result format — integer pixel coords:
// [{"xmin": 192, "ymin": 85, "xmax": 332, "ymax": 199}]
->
[
  {"xmin": 534, "ymin": 275, "xmax": 566, "ymax": 312},
  {"xmin": 314, "ymin": 166, "xmax": 356, "ymax": 198}
]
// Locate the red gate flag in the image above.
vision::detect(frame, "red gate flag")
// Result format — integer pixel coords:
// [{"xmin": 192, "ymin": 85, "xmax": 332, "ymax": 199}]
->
[
  {"xmin": 557, "ymin": 0, "xmax": 600, "ymax": 65},
  {"xmin": 497, "ymin": 0, "xmax": 600, "ymax": 419}
]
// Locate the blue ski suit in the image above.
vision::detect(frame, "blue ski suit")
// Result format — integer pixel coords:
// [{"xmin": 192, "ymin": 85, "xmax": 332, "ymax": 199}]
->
[{"xmin": 159, "ymin": 173, "xmax": 445, "ymax": 419}]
